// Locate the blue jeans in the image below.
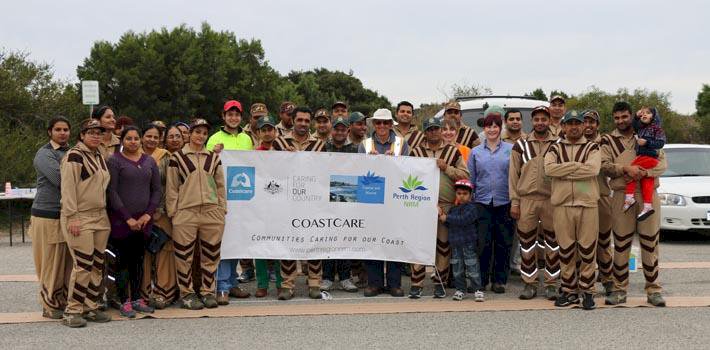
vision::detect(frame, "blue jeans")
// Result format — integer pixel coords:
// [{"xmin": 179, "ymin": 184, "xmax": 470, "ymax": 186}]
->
[
  {"xmin": 216, "ymin": 259, "xmax": 239, "ymax": 292},
  {"xmin": 323, "ymin": 260, "xmax": 352, "ymax": 281},
  {"xmin": 451, "ymin": 242, "xmax": 482, "ymax": 292},
  {"xmin": 365, "ymin": 260, "xmax": 401, "ymax": 289},
  {"xmin": 477, "ymin": 202, "xmax": 514, "ymax": 286}
]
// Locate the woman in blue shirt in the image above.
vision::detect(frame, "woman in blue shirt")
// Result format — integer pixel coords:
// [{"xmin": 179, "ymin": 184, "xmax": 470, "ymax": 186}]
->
[{"xmin": 467, "ymin": 106, "xmax": 515, "ymax": 294}]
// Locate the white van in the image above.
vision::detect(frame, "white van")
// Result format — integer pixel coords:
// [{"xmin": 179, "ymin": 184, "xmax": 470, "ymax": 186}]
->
[{"xmin": 433, "ymin": 96, "xmax": 549, "ymax": 133}]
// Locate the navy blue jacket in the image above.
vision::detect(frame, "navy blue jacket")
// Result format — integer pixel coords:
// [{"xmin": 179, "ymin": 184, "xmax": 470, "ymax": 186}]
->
[
  {"xmin": 633, "ymin": 108, "xmax": 666, "ymax": 158},
  {"xmin": 445, "ymin": 201, "xmax": 478, "ymax": 246}
]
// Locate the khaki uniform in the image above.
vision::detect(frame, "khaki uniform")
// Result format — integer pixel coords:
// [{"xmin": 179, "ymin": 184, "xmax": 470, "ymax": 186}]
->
[
  {"xmin": 456, "ymin": 125, "xmax": 481, "ymax": 149},
  {"xmin": 591, "ymin": 134, "xmax": 613, "ymax": 284},
  {"xmin": 549, "ymin": 122, "xmax": 562, "ymax": 138},
  {"xmin": 409, "ymin": 142, "xmax": 470, "ymax": 287},
  {"xmin": 166, "ymin": 145, "xmax": 226, "ymax": 298},
  {"xmin": 501, "ymin": 130, "xmax": 526, "ymax": 144},
  {"xmin": 394, "ymin": 124, "xmax": 425, "ymax": 149},
  {"xmin": 30, "ymin": 216, "xmax": 72, "ymax": 312},
  {"xmin": 98, "ymin": 133, "xmax": 120, "ymax": 159},
  {"xmin": 140, "ymin": 150, "xmax": 178, "ymax": 303},
  {"xmin": 273, "ymin": 134, "xmax": 325, "ymax": 289},
  {"xmin": 275, "ymin": 122, "xmax": 293, "ymax": 138},
  {"xmin": 243, "ymin": 124, "xmax": 260, "ymax": 148},
  {"xmin": 544, "ymin": 137, "xmax": 600, "ymax": 293},
  {"xmin": 508, "ymin": 132, "xmax": 559, "ymax": 286},
  {"xmin": 600, "ymin": 130, "xmax": 666, "ymax": 294},
  {"xmin": 60, "ymin": 142, "xmax": 111, "ymax": 315}
]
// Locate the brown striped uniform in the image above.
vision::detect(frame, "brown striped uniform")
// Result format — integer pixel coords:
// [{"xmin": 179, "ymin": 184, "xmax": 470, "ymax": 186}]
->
[
  {"xmin": 544, "ymin": 136, "xmax": 600, "ymax": 293},
  {"xmin": 394, "ymin": 124, "xmax": 425, "ymax": 149},
  {"xmin": 60, "ymin": 141, "xmax": 111, "ymax": 315},
  {"xmin": 456, "ymin": 125, "xmax": 481, "ymax": 149},
  {"xmin": 165, "ymin": 144, "xmax": 226, "ymax": 299},
  {"xmin": 98, "ymin": 133, "xmax": 121, "ymax": 160},
  {"xmin": 600, "ymin": 129, "xmax": 666, "ymax": 295},
  {"xmin": 272, "ymin": 133, "xmax": 325, "ymax": 290},
  {"xmin": 408, "ymin": 142, "xmax": 470, "ymax": 287},
  {"xmin": 275, "ymin": 122, "xmax": 293, "ymax": 138},
  {"xmin": 501, "ymin": 130, "xmax": 526, "ymax": 144},
  {"xmin": 508, "ymin": 131, "xmax": 560, "ymax": 286},
  {"xmin": 590, "ymin": 133, "xmax": 613, "ymax": 286}
]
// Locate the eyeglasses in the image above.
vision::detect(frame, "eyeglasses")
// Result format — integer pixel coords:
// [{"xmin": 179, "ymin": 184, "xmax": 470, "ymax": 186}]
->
[
  {"xmin": 373, "ymin": 120, "xmax": 392, "ymax": 125},
  {"xmin": 85, "ymin": 131, "xmax": 103, "ymax": 137}
]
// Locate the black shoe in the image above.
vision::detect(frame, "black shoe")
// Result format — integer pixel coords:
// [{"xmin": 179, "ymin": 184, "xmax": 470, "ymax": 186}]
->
[
  {"xmin": 433, "ymin": 284, "xmax": 446, "ymax": 298},
  {"xmin": 408, "ymin": 286, "xmax": 423, "ymax": 299},
  {"xmin": 491, "ymin": 283, "xmax": 505, "ymax": 294},
  {"xmin": 582, "ymin": 293, "xmax": 596, "ymax": 310},
  {"xmin": 554, "ymin": 292, "xmax": 580, "ymax": 307}
]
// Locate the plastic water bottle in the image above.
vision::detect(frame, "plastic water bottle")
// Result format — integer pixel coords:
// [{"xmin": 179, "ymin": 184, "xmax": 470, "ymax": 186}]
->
[
  {"xmin": 4, "ymin": 182, "xmax": 11, "ymax": 197},
  {"xmin": 629, "ymin": 245, "xmax": 640, "ymax": 273}
]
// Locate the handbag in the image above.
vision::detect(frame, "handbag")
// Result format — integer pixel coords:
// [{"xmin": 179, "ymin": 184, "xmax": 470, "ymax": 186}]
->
[{"xmin": 147, "ymin": 225, "xmax": 170, "ymax": 254}]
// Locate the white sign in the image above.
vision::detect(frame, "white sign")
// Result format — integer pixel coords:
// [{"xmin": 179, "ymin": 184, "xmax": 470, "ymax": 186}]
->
[
  {"xmin": 81, "ymin": 80, "xmax": 100, "ymax": 105},
  {"xmin": 220, "ymin": 150, "xmax": 440, "ymax": 265}
]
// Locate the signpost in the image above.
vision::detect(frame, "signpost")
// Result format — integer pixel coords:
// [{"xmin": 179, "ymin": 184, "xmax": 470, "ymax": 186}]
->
[{"xmin": 81, "ymin": 80, "xmax": 99, "ymax": 115}]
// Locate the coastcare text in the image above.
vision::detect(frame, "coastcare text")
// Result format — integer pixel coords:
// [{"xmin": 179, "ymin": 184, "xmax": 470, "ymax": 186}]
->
[{"xmin": 291, "ymin": 217, "xmax": 365, "ymax": 229}]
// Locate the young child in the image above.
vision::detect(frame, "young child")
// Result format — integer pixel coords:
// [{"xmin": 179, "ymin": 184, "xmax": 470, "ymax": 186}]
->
[
  {"xmin": 623, "ymin": 107, "xmax": 666, "ymax": 221},
  {"xmin": 438, "ymin": 179, "xmax": 484, "ymax": 301}
]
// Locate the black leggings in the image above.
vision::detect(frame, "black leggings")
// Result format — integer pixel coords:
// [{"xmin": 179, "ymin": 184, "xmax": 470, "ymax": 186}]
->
[{"xmin": 109, "ymin": 233, "xmax": 145, "ymax": 303}]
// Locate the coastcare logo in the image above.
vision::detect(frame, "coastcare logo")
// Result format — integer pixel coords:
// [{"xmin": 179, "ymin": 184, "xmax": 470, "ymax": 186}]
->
[
  {"xmin": 393, "ymin": 174, "xmax": 432, "ymax": 207},
  {"xmin": 227, "ymin": 166, "xmax": 255, "ymax": 201}
]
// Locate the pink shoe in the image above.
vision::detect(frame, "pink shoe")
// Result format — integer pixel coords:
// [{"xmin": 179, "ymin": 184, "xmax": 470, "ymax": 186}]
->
[
  {"xmin": 120, "ymin": 301, "xmax": 136, "ymax": 318},
  {"xmin": 132, "ymin": 298, "xmax": 155, "ymax": 313}
]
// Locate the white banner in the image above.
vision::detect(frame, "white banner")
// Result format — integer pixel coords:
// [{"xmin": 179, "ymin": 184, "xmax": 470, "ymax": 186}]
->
[{"xmin": 220, "ymin": 150, "xmax": 440, "ymax": 265}]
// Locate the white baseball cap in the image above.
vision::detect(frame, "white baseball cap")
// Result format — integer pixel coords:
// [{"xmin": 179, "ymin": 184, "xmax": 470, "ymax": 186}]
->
[{"xmin": 371, "ymin": 108, "xmax": 398, "ymax": 125}]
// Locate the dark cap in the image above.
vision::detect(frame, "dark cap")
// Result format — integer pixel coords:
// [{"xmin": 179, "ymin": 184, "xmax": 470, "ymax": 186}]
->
[
  {"xmin": 332, "ymin": 101, "xmax": 348, "ymax": 110},
  {"xmin": 81, "ymin": 119, "xmax": 106, "ymax": 132},
  {"xmin": 444, "ymin": 100, "xmax": 461, "ymax": 111},
  {"xmin": 562, "ymin": 110, "xmax": 583, "ymax": 124},
  {"xmin": 581, "ymin": 109, "xmax": 600, "ymax": 121},
  {"xmin": 550, "ymin": 95, "xmax": 566, "ymax": 103},
  {"xmin": 332, "ymin": 116, "xmax": 350, "ymax": 128},
  {"xmin": 423, "ymin": 117, "xmax": 442, "ymax": 131},
  {"xmin": 349, "ymin": 111, "xmax": 366, "ymax": 123},
  {"xmin": 250, "ymin": 103, "xmax": 268, "ymax": 117},
  {"xmin": 280, "ymin": 101, "xmax": 295, "ymax": 114},
  {"xmin": 190, "ymin": 118, "xmax": 211, "ymax": 130},
  {"xmin": 223, "ymin": 100, "xmax": 243, "ymax": 112},
  {"xmin": 257, "ymin": 115, "xmax": 277, "ymax": 129},
  {"xmin": 531, "ymin": 105, "xmax": 551, "ymax": 118}
]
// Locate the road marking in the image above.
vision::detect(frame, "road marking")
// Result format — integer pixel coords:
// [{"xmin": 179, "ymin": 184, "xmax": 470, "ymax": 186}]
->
[{"xmin": 1, "ymin": 296, "xmax": 709, "ymax": 324}]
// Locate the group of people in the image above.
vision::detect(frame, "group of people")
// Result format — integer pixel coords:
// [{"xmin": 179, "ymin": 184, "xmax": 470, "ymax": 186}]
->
[{"xmin": 28, "ymin": 94, "xmax": 667, "ymax": 327}]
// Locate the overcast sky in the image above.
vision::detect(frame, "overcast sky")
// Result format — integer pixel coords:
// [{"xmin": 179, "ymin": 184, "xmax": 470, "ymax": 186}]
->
[{"xmin": 2, "ymin": 0, "xmax": 708, "ymax": 113}]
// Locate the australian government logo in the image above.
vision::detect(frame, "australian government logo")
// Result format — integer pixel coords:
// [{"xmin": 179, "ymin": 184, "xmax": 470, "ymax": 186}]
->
[
  {"xmin": 392, "ymin": 174, "xmax": 432, "ymax": 207},
  {"xmin": 263, "ymin": 180, "xmax": 283, "ymax": 195},
  {"xmin": 329, "ymin": 171, "xmax": 385, "ymax": 204},
  {"xmin": 227, "ymin": 166, "xmax": 255, "ymax": 201}
]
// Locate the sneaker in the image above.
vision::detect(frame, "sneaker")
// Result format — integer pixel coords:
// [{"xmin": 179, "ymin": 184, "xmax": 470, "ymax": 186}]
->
[
  {"xmin": 554, "ymin": 292, "xmax": 580, "ymax": 307},
  {"xmin": 83, "ymin": 309, "xmax": 111, "ymax": 323},
  {"xmin": 605, "ymin": 291, "xmax": 627, "ymax": 305},
  {"xmin": 433, "ymin": 284, "xmax": 446, "ymax": 298},
  {"xmin": 623, "ymin": 196, "xmax": 636, "ymax": 212},
  {"xmin": 62, "ymin": 313, "xmax": 87, "ymax": 328},
  {"xmin": 364, "ymin": 286, "xmax": 382, "ymax": 297},
  {"xmin": 545, "ymin": 286, "xmax": 559, "ymax": 300},
  {"xmin": 42, "ymin": 309, "xmax": 63, "ymax": 320},
  {"xmin": 202, "ymin": 294, "xmax": 219, "ymax": 308},
  {"xmin": 229, "ymin": 287, "xmax": 251, "ymax": 298},
  {"xmin": 637, "ymin": 207, "xmax": 655, "ymax": 222},
  {"xmin": 277, "ymin": 288, "xmax": 294, "ymax": 300},
  {"xmin": 582, "ymin": 293, "xmax": 596, "ymax": 310},
  {"xmin": 340, "ymin": 279, "xmax": 359, "ymax": 292},
  {"xmin": 238, "ymin": 269, "xmax": 255, "ymax": 283},
  {"xmin": 309, "ymin": 287, "xmax": 322, "ymax": 299},
  {"xmin": 647, "ymin": 293, "xmax": 666, "ymax": 307},
  {"xmin": 452, "ymin": 290, "xmax": 465, "ymax": 301},
  {"xmin": 519, "ymin": 284, "xmax": 537, "ymax": 300},
  {"xmin": 320, "ymin": 279, "xmax": 334, "ymax": 291},
  {"xmin": 119, "ymin": 301, "xmax": 136, "ymax": 318},
  {"xmin": 180, "ymin": 293, "xmax": 204, "ymax": 310},
  {"xmin": 408, "ymin": 286, "xmax": 423, "ymax": 299},
  {"xmin": 153, "ymin": 297, "xmax": 168, "ymax": 310},
  {"xmin": 132, "ymin": 298, "xmax": 155, "ymax": 313},
  {"xmin": 474, "ymin": 290, "xmax": 485, "ymax": 302},
  {"xmin": 216, "ymin": 291, "xmax": 230, "ymax": 305},
  {"xmin": 602, "ymin": 282, "xmax": 615, "ymax": 297},
  {"xmin": 491, "ymin": 283, "xmax": 505, "ymax": 294}
]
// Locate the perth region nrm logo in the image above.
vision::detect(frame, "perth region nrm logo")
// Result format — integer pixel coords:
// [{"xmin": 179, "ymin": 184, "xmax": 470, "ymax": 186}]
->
[{"xmin": 393, "ymin": 175, "xmax": 432, "ymax": 207}]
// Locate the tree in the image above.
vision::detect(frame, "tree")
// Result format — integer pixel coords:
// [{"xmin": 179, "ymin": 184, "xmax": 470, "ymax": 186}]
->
[
  {"xmin": 548, "ymin": 90, "xmax": 570, "ymax": 100},
  {"xmin": 0, "ymin": 50, "xmax": 83, "ymax": 186},
  {"xmin": 695, "ymin": 84, "xmax": 710, "ymax": 143},
  {"xmin": 525, "ymin": 88, "xmax": 547, "ymax": 102}
]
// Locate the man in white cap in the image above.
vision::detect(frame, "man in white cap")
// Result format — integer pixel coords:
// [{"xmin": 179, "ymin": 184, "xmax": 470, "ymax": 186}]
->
[{"xmin": 358, "ymin": 108, "xmax": 409, "ymax": 297}]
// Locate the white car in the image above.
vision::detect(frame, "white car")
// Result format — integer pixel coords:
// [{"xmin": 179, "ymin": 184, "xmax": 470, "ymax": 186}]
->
[
  {"xmin": 434, "ymin": 95, "xmax": 549, "ymax": 132},
  {"xmin": 658, "ymin": 144, "xmax": 710, "ymax": 234}
]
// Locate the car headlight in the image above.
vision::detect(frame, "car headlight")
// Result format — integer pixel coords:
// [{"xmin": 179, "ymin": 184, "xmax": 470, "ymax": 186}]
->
[{"xmin": 658, "ymin": 193, "xmax": 687, "ymax": 206}]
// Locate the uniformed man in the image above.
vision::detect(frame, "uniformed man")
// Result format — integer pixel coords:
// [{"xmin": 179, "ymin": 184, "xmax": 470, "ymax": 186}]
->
[
  {"xmin": 509, "ymin": 106, "xmax": 560, "ymax": 300},
  {"xmin": 409, "ymin": 117, "xmax": 470, "ymax": 298},
  {"xmin": 393, "ymin": 101, "xmax": 425, "ymax": 148},
  {"xmin": 548, "ymin": 95, "xmax": 566, "ymax": 137},
  {"xmin": 60, "ymin": 119, "xmax": 112, "ymax": 327},
  {"xmin": 582, "ymin": 109, "xmax": 614, "ymax": 295},
  {"xmin": 331, "ymin": 101, "xmax": 349, "ymax": 118},
  {"xmin": 92, "ymin": 106, "xmax": 120, "ymax": 159},
  {"xmin": 275, "ymin": 101, "xmax": 295, "ymax": 137},
  {"xmin": 358, "ymin": 108, "xmax": 409, "ymax": 297},
  {"xmin": 244, "ymin": 102, "xmax": 268, "ymax": 146},
  {"xmin": 502, "ymin": 109, "xmax": 526, "ymax": 144},
  {"xmin": 544, "ymin": 110, "xmax": 601, "ymax": 310},
  {"xmin": 442, "ymin": 100, "xmax": 480, "ymax": 149},
  {"xmin": 206, "ymin": 100, "xmax": 253, "ymax": 305},
  {"xmin": 312, "ymin": 108, "xmax": 332, "ymax": 142},
  {"xmin": 600, "ymin": 101, "xmax": 667, "ymax": 307},
  {"xmin": 347, "ymin": 111, "xmax": 368, "ymax": 146},
  {"xmin": 166, "ymin": 118, "xmax": 227, "ymax": 310},
  {"xmin": 272, "ymin": 107, "xmax": 325, "ymax": 300},
  {"xmin": 324, "ymin": 116, "xmax": 359, "ymax": 153}
]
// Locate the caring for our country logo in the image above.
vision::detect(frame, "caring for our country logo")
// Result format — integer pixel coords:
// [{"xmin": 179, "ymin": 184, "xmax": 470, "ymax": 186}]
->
[
  {"xmin": 227, "ymin": 166, "xmax": 255, "ymax": 201},
  {"xmin": 393, "ymin": 174, "xmax": 431, "ymax": 207}
]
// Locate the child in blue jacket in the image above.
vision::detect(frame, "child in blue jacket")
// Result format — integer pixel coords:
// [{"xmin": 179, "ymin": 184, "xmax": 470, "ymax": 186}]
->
[{"xmin": 439, "ymin": 179, "xmax": 484, "ymax": 301}]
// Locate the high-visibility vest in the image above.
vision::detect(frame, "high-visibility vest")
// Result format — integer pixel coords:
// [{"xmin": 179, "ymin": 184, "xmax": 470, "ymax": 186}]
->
[{"xmin": 364, "ymin": 136, "xmax": 404, "ymax": 156}]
